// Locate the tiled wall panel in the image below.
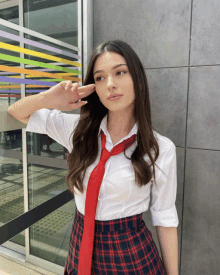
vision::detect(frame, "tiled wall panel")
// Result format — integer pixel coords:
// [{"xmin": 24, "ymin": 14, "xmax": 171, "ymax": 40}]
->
[{"xmin": 94, "ymin": 0, "xmax": 219, "ymax": 274}]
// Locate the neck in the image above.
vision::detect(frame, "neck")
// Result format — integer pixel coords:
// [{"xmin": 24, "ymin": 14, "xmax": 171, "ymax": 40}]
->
[{"xmin": 107, "ymin": 108, "xmax": 136, "ymax": 136}]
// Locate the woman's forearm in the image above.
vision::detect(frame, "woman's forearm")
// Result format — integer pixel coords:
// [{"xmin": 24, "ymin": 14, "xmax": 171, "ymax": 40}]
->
[
  {"xmin": 156, "ymin": 226, "xmax": 179, "ymax": 275},
  {"xmin": 8, "ymin": 91, "xmax": 49, "ymax": 120}
]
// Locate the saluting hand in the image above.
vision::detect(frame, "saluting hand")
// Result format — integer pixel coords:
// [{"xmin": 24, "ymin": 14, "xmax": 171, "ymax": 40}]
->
[{"xmin": 43, "ymin": 80, "xmax": 96, "ymax": 111}]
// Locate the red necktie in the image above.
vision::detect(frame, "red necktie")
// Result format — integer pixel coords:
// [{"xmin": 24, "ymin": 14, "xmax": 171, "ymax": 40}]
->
[{"xmin": 78, "ymin": 129, "xmax": 136, "ymax": 275}]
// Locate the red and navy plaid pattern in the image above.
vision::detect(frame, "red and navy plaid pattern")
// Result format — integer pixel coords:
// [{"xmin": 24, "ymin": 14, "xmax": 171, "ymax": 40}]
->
[{"xmin": 64, "ymin": 207, "xmax": 165, "ymax": 274}]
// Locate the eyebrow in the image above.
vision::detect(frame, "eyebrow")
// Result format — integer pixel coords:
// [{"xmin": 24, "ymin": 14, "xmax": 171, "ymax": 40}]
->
[{"xmin": 93, "ymin": 64, "xmax": 127, "ymax": 76}]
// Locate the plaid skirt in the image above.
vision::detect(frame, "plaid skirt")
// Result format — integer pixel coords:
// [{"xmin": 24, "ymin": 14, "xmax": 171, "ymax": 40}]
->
[{"xmin": 64, "ymin": 207, "xmax": 166, "ymax": 275}]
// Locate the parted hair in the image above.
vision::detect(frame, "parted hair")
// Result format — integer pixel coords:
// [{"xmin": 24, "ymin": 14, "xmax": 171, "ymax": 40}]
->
[{"xmin": 65, "ymin": 39, "xmax": 164, "ymax": 195}]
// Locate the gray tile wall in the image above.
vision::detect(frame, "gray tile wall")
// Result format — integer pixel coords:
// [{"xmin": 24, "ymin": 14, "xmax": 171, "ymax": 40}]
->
[{"xmin": 93, "ymin": 0, "xmax": 220, "ymax": 274}]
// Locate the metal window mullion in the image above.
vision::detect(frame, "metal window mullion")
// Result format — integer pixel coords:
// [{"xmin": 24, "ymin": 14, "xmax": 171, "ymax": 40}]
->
[
  {"xmin": 82, "ymin": 0, "xmax": 93, "ymax": 82},
  {"xmin": 78, "ymin": 0, "xmax": 82, "ymax": 86},
  {"xmin": 19, "ymin": 0, "xmax": 30, "ymax": 258}
]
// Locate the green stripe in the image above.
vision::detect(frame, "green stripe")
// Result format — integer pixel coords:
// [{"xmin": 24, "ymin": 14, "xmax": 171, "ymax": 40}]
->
[{"xmin": 0, "ymin": 53, "xmax": 81, "ymax": 74}]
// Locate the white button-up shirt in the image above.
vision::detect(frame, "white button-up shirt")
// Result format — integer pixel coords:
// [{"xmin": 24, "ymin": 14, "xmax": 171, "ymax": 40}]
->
[{"xmin": 26, "ymin": 108, "xmax": 179, "ymax": 227}]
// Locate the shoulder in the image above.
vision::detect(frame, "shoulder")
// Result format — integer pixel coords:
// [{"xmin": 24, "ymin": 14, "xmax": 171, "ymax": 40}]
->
[
  {"xmin": 144, "ymin": 130, "xmax": 176, "ymax": 179},
  {"xmin": 143, "ymin": 130, "xmax": 175, "ymax": 167},
  {"xmin": 152, "ymin": 129, "xmax": 175, "ymax": 154},
  {"xmin": 143, "ymin": 129, "xmax": 175, "ymax": 162}
]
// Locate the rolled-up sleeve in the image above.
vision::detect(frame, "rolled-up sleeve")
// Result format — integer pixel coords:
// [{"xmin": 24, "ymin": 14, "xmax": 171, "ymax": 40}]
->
[
  {"xmin": 150, "ymin": 143, "xmax": 179, "ymax": 227},
  {"xmin": 25, "ymin": 108, "xmax": 80, "ymax": 153}
]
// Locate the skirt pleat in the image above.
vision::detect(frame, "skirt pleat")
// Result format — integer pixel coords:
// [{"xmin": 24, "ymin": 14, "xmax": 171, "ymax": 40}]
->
[{"xmin": 64, "ymin": 207, "xmax": 165, "ymax": 275}]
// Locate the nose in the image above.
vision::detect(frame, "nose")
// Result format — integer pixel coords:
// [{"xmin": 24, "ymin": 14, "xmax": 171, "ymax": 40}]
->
[{"xmin": 106, "ymin": 76, "xmax": 116, "ymax": 89}]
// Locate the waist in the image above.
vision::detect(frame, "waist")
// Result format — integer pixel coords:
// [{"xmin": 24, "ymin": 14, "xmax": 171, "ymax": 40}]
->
[{"xmin": 74, "ymin": 207, "xmax": 144, "ymax": 233}]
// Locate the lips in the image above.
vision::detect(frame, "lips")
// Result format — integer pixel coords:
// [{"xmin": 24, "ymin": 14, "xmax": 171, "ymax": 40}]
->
[{"xmin": 108, "ymin": 94, "xmax": 123, "ymax": 99}]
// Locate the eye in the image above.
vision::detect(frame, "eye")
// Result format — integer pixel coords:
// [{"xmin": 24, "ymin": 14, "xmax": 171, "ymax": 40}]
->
[
  {"xmin": 95, "ymin": 70, "xmax": 127, "ymax": 82},
  {"xmin": 117, "ymin": 70, "xmax": 127, "ymax": 76}
]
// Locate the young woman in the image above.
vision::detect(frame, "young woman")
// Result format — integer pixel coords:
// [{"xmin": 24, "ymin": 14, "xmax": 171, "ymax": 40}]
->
[
  {"xmin": 63, "ymin": 40, "xmax": 179, "ymax": 274},
  {"xmin": 11, "ymin": 39, "xmax": 179, "ymax": 274}
]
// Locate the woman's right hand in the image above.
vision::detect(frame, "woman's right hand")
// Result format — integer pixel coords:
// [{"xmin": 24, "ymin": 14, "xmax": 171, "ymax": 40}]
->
[{"xmin": 43, "ymin": 80, "xmax": 96, "ymax": 111}]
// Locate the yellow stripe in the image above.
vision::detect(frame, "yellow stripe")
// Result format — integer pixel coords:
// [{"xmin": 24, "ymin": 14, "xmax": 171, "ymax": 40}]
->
[
  {"xmin": 0, "ymin": 85, "xmax": 47, "ymax": 88},
  {"xmin": 0, "ymin": 65, "xmax": 80, "ymax": 82},
  {"xmin": 10, "ymin": 72, "xmax": 78, "ymax": 78},
  {"xmin": 0, "ymin": 42, "xmax": 81, "ymax": 67}
]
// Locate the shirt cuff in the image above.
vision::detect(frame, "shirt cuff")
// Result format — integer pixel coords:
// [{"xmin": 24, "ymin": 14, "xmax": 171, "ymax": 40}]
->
[{"xmin": 150, "ymin": 205, "xmax": 179, "ymax": 227}]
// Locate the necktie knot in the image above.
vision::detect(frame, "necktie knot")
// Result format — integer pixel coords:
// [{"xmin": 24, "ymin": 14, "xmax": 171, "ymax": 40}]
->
[
  {"xmin": 100, "ymin": 148, "xmax": 111, "ymax": 164},
  {"xmin": 100, "ymin": 143, "xmax": 126, "ymax": 165}
]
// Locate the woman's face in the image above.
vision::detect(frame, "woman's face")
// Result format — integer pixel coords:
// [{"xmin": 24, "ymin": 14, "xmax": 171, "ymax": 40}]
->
[{"xmin": 93, "ymin": 51, "xmax": 135, "ymax": 112}]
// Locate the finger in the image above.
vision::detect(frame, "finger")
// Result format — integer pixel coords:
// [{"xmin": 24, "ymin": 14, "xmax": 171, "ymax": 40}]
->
[
  {"xmin": 65, "ymin": 80, "xmax": 73, "ymax": 90},
  {"xmin": 71, "ymin": 83, "xmax": 80, "ymax": 95},
  {"xmin": 69, "ymin": 100, "xmax": 88, "ymax": 110},
  {"xmin": 77, "ymin": 86, "xmax": 96, "ymax": 98},
  {"xmin": 78, "ymin": 92, "xmax": 84, "ymax": 98},
  {"xmin": 71, "ymin": 82, "xmax": 79, "ymax": 91},
  {"xmin": 60, "ymin": 80, "xmax": 71, "ymax": 90},
  {"xmin": 78, "ymin": 83, "xmax": 96, "ymax": 93}
]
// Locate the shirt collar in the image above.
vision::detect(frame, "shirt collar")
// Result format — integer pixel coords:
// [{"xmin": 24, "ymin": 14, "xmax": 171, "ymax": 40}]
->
[{"xmin": 98, "ymin": 114, "xmax": 138, "ymax": 145}]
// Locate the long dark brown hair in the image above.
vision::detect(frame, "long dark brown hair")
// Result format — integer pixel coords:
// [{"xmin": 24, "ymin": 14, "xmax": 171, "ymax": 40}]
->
[{"xmin": 65, "ymin": 39, "xmax": 164, "ymax": 195}]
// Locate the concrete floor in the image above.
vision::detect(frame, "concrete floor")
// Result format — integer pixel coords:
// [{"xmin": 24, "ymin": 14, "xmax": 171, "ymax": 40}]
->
[{"xmin": 0, "ymin": 251, "xmax": 58, "ymax": 275}]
